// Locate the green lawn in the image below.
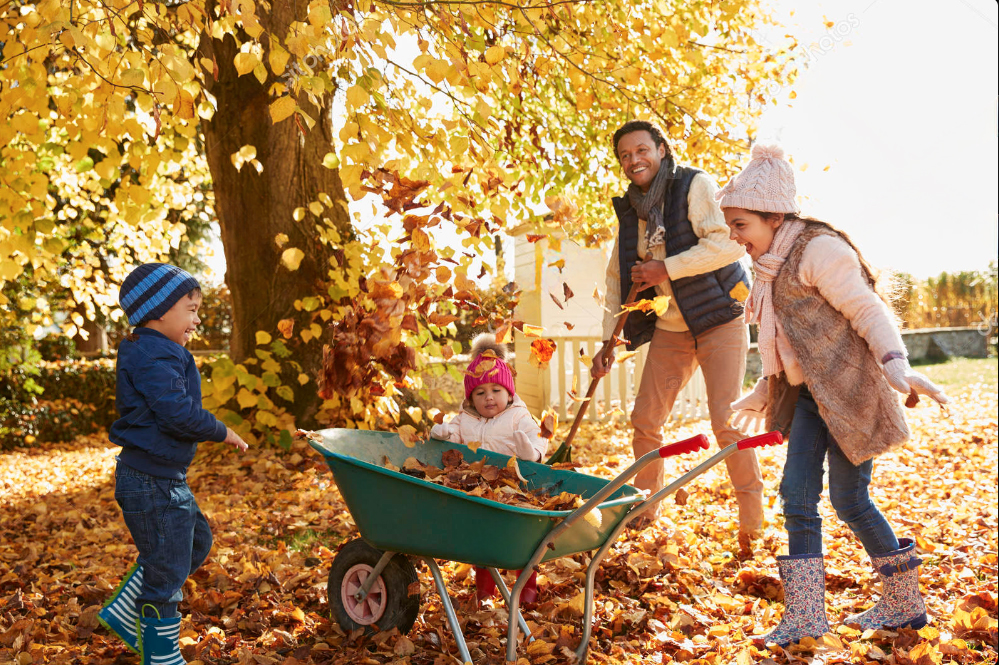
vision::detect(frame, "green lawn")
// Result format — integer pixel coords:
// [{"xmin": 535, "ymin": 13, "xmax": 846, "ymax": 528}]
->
[{"xmin": 912, "ymin": 356, "xmax": 998, "ymax": 389}]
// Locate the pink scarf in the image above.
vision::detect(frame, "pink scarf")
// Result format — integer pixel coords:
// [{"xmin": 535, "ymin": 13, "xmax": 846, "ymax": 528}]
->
[{"xmin": 746, "ymin": 220, "xmax": 806, "ymax": 377}]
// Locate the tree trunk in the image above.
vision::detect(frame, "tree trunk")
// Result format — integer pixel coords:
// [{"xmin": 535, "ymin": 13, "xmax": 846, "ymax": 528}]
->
[{"xmin": 198, "ymin": 5, "xmax": 349, "ymax": 427}]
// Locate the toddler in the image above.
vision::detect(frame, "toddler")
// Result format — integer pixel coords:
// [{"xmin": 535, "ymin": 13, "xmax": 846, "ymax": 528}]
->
[{"xmin": 430, "ymin": 334, "xmax": 548, "ymax": 603}]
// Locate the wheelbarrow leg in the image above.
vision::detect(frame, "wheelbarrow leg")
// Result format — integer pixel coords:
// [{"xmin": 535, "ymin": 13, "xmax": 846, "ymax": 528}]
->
[
  {"xmin": 486, "ymin": 568, "xmax": 534, "ymax": 644},
  {"xmin": 422, "ymin": 557, "xmax": 473, "ymax": 665}
]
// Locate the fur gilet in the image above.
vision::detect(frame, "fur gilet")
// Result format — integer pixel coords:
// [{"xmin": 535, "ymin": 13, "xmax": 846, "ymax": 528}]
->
[{"xmin": 765, "ymin": 223, "xmax": 908, "ymax": 465}]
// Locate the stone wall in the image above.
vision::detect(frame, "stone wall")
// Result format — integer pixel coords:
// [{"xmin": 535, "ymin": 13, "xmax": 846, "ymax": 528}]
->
[{"xmin": 744, "ymin": 326, "xmax": 990, "ymax": 382}]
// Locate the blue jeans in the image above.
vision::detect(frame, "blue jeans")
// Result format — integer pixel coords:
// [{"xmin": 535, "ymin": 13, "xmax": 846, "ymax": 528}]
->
[
  {"xmin": 781, "ymin": 390, "xmax": 900, "ymax": 556},
  {"xmin": 114, "ymin": 461, "xmax": 213, "ymax": 618}
]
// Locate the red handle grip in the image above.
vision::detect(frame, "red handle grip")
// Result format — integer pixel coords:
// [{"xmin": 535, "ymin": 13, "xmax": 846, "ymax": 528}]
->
[
  {"xmin": 737, "ymin": 431, "xmax": 784, "ymax": 450},
  {"xmin": 658, "ymin": 434, "xmax": 710, "ymax": 458}
]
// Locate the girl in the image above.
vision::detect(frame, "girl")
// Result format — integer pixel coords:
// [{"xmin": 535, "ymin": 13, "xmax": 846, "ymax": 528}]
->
[
  {"xmin": 430, "ymin": 334, "xmax": 548, "ymax": 604},
  {"xmin": 718, "ymin": 144, "xmax": 948, "ymax": 645}
]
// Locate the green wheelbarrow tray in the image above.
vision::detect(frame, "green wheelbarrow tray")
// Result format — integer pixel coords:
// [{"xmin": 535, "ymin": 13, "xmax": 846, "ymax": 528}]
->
[{"xmin": 309, "ymin": 428, "xmax": 644, "ymax": 570}]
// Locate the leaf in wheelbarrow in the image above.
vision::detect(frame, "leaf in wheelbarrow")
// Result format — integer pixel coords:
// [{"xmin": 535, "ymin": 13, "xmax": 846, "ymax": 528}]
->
[
  {"xmin": 506, "ymin": 457, "xmax": 527, "ymax": 483},
  {"xmin": 441, "ymin": 449, "xmax": 463, "ymax": 467},
  {"xmin": 292, "ymin": 429, "xmax": 323, "ymax": 444},
  {"xmin": 398, "ymin": 425, "xmax": 421, "ymax": 448},
  {"xmin": 402, "ymin": 457, "xmax": 425, "ymax": 478}
]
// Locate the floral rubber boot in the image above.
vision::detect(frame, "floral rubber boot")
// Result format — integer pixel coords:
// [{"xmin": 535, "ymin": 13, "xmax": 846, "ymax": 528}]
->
[
  {"xmin": 845, "ymin": 538, "xmax": 927, "ymax": 630},
  {"xmin": 763, "ymin": 553, "xmax": 830, "ymax": 646}
]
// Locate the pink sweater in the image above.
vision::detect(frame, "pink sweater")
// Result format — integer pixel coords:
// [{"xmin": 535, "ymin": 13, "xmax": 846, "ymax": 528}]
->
[
  {"xmin": 429, "ymin": 395, "xmax": 548, "ymax": 462},
  {"xmin": 778, "ymin": 235, "xmax": 906, "ymax": 386}
]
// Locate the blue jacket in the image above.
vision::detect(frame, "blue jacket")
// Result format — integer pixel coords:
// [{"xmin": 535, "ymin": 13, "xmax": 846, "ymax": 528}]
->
[
  {"xmin": 109, "ymin": 328, "xmax": 227, "ymax": 479},
  {"xmin": 612, "ymin": 164, "xmax": 750, "ymax": 348}
]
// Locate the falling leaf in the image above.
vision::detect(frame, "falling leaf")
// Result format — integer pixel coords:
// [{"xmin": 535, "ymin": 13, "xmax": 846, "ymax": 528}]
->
[
  {"xmin": 549, "ymin": 292, "xmax": 565, "ymax": 310},
  {"xmin": 521, "ymin": 323, "xmax": 545, "ymax": 338},
  {"xmin": 539, "ymin": 410, "xmax": 558, "ymax": 440},
  {"xmin": 526, "ymin": 234, "xmax": 546, "ymax": 243},
  {"xmin": 494, "ymin": 321, "xmax": 513, "ymax": 344},
  {"xmin": 562, "ymin": 283, "xmax": 574, "ymax": 302},
  {"xmin": 529, "ymin": 338, "xmax": 557, "ymax": 369}
]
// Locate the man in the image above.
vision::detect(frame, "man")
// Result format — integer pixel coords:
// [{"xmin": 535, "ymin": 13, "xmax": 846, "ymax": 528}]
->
[{"xmin": 593, "ymin": 120, "xmax": 763, "ymax": 546}]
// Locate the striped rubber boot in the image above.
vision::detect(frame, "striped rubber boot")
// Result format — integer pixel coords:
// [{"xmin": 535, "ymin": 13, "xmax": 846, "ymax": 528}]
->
[
  {"xmin": 845, "ymin": 538, "xmax": 927, "ymax": 630},
  {"xmin": 138, "ymin": 605, "xmax": 186, "ymax": 665},
  {"xmin": 763, "ymin": 553, "xmax": 830, "ymax": 646},
  {"xmin": 97, "ymin": 563, "xmax": 143, "ymax": 653}
]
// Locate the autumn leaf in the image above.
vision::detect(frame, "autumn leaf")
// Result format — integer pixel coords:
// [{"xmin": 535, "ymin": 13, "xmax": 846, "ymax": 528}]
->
[
  {"xmin": 619, "ymin": 295, "xmax": 671, "ymax": 317},
  {"xmin": 520, "ymin": 323, "xmax": 545, "ymax": 338},
  {"xmin": 563, "ymin": 283, "xmax": 574, "ymax": 302},
  {"xmin": 529, "ymin": 338, "xmax": 557, "ymax": 369},
  {"xmin": 398, "ymin": 424, "xmax": 421, "ymax": 448},
  {"xmin": 494, "ymin": 321, "xmax": 513, "ymax": 344},
  {"xmin": 280, "ymin": 247, "xmax": 305, "ymax": 271},
  {"xmin": 277, "ymin": 318, "xmax": 294, "ymax": 339},
  {"xmin": 539, "ymin": 410, "xmax": 558, "ymax": 440}
]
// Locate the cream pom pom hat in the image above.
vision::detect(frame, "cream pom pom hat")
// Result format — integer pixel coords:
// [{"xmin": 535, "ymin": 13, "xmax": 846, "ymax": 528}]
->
[{"xmin": 715, "ymin": 143, "xmax": 799, "ymax": 214}]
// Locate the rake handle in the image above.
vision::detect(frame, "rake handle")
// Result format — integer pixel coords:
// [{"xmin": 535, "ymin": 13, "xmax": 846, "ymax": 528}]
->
[{"xmin": 558, "ymin": 282, "xmax": 643, "ymax": 453}]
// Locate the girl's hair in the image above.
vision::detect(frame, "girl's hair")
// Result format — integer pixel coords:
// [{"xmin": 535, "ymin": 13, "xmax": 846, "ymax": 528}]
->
[{"xmin": 760, "ymin": 212, "xmax": 899, "ymax": 309}]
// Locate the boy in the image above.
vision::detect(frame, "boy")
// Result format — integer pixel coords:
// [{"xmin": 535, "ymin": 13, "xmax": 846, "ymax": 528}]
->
[{"xmin": 98, "ymin": 263, "xmax": 247, "ymax": 663}]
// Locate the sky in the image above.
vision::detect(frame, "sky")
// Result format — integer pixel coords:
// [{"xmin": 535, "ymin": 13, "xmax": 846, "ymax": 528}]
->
[
  {"xmin": 204, "ymin": 0, "xmax": 998, "ymax": 283},
  {"xmin": 754, "ymin": 0, "xmax": 998, "ymax": 277}
]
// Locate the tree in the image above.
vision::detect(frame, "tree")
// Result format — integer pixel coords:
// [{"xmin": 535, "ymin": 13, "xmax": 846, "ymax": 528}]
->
[{"xmin": 1, "ymin": 0, "xmax": 799, "ymax": 438}]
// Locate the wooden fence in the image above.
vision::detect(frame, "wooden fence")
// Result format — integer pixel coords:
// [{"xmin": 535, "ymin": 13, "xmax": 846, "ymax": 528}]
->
[{"xmin": 544, "ymin": 335, "xmax": 708, "ymax": 424}]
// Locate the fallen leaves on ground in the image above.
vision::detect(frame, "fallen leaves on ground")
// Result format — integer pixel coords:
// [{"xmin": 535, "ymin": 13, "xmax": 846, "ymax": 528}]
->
[{"xmin": 0, "ymin": 383, "xmax": 995, "ymax": 664}]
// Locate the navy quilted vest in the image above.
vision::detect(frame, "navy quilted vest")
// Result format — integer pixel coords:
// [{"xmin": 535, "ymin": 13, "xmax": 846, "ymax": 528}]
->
[{"xmin": 611, "ymin": 165, "xmax": 750, "ymax": 349}]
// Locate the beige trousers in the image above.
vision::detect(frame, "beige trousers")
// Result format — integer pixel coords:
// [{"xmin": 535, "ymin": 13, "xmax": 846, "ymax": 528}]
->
[{"xmin": 631, "ymin": 319, "xmax": 764, "ymax": 533}]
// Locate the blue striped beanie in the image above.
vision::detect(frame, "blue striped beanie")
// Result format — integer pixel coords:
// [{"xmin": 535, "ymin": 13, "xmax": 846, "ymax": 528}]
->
[{"xmin": 119, "ymin": 263, "xmax": 200, "ymax": 326}]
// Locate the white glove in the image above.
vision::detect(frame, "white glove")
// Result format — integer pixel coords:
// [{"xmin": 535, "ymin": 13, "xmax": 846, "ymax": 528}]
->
[
  {"xmin": 430, "ymin": 422, "xmax": 460, "ymax": 443},
  {"xmin": 883, "ymin": 358, "xmax": 950, "ymax": 405},
  {"xmin": 729, "ymin": 377, "xmax": 768, "ymax": 434},
  {"xmin": 513, "ymin": 430, "xmax": 542, "ymax": 462}
]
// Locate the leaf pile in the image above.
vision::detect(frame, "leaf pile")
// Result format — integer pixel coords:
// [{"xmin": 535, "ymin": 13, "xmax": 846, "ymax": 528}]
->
[
  {"xmin": 387, "ymin": 449, "xmax": 581, "ymax": 513},
  {"xmin": 0, "ymin": 379, "xmax": 995, "ymax": 664}
]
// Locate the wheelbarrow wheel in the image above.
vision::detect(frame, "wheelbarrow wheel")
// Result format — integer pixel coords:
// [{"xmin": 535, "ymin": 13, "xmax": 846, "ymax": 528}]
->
[{"xmin": 328, "ymin": 538, "xmax": 420, "ymax": 634}]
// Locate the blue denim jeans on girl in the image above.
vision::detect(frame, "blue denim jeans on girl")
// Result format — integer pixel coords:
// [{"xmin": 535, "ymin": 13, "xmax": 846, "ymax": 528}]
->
[
  {"xmin": 781, "ymin": 389, "xmax": 900, "ymax": 556},
  {"xmin": 114, "ymin": 461, "xmax": 213, "ymax": 617}
]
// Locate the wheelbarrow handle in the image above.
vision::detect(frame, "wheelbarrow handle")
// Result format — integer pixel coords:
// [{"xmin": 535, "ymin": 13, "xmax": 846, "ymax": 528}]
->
[
  {"xmin": 658, "ymin": 434, "xmax": 710, "ymax": 458},
  {"xmin": 737, "ymin": 431, "xmax": 783, "ymax": 450}
]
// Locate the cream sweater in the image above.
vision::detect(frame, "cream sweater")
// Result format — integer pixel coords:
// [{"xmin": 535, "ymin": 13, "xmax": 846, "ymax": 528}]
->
[
  {"xmin": 429, "ymin": 395, "xmax": 548, "ymax": 462},
  {"xmin": 602, "ymin": 173, "xmax": 745, "ymax": 338},
  {"xmin": 778, "ymin": 235, "xmax": 907, "ymax": 386}
]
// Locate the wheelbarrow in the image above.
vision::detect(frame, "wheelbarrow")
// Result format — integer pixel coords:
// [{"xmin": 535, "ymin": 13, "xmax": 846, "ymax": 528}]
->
[{"xmin": 308, "ymin": 428, "xmax": 783, "ymax": 663}]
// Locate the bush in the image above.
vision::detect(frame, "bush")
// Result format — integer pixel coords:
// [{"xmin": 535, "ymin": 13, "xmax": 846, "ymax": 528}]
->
[
  {"xmin": 1, "ymin": 397, "xmax": 104, "ymax": 449},
  {"xmin": 35, "ymin": 333, "xmax": 79, "ymax": 361},
  {"xmin": 0, "ymin": 358, "xmax": 117, "ymax": 449}
]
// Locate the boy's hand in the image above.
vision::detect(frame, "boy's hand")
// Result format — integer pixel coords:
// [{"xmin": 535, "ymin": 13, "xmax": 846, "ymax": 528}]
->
[{"xmin": 224, "ymin": 427, "xmax": 249, "ymax": 451}]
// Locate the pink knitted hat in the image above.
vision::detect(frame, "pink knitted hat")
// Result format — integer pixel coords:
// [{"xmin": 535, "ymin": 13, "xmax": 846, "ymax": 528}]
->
[
  {"xmin": 464, "ymin": 334, "xmax": 516, "ymax": 399},
  {"xmin": 715, "ymin": 144, "xmax": 799, "ymax": 214}
]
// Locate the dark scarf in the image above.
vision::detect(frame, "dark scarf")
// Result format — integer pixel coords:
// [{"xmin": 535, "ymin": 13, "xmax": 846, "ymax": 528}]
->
[{"xmin": 626, "ymin": 156, "xmax": 675, "ymax": 250}]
